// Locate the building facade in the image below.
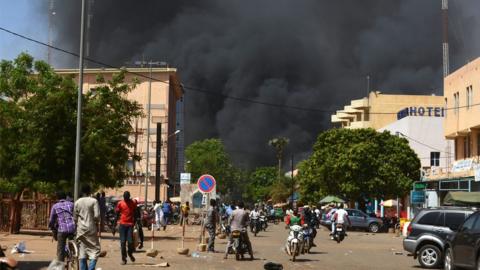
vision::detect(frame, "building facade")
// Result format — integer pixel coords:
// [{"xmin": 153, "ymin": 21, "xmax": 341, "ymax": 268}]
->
[
  {"xmin": 331, "ymin": 91, "xmax": 445, "ymax": 130},
  {"xmin": 444, "ymin": 57, "xmax": 480, "ymax": 162},
  {"xmin": 56, "ymin": 68, "xmax": 183, "ymax": 202},
  {"xmin": 379, "ymin": 116, "xmax": 452, "ymax": 171}
]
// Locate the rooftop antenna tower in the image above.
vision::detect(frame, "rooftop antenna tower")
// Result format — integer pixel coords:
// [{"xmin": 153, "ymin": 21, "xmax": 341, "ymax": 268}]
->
[
  {"xmin": 442, "ymin": 0, "xmax": 453, "ymax": 176},
  {"xmin": 47, "ymin": 0, "xmax": 56, "ymax": 65},
  {"xmin": 442, "ymin": 0, "xmax": 449, "ymax": 77}
]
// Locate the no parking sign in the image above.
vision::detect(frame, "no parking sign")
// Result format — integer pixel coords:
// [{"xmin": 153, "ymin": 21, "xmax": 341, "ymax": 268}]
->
[{"xmin": 197, "ymin": 174, "xmax": 216, "ymax": 193}]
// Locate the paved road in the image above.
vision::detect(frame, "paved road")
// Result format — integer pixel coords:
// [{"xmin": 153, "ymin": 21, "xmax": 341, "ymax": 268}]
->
[{"xmin": 1, "ymin": 224, "xmax": 418, "ymax": 269}]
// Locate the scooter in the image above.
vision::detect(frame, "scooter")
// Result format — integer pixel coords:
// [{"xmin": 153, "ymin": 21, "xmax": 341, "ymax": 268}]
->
[
  {"xmin": 259, "ymin": 215, "xmax": 268, "ymax": 231},
  {"xmin": 105, "ymin": 203, "xmax": 118, "ymax": 236},
  {"xmin": 285, "ymin": 225, "xmax": 304, "ymax": 262},
  {"xmin": 230, "ymin": 229, "xmax": 253, "ymax": 260},
  {"xmin": 302, "ymin": 225, "xmax": 314, "ymax": 253},
  {"xmin": 333, "ymin": 223, "xmax": 345, "ymax": 243},
  {"xmin": 250, "ymin": 217, "xmax": 261, "ymax": 237}
]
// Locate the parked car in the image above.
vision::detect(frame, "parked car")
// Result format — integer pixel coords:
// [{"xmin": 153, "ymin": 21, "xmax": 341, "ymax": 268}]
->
[
  {"xmin": 444, "ymin": 210, "xmax": 480, "ymax": 270},
  {"xmin": 403, "ymin": 207, "xmax": 475, "ymax": 269},
  {"xmin": 320, "ymin": 208, "xmax": 383, "ymax": 233}
]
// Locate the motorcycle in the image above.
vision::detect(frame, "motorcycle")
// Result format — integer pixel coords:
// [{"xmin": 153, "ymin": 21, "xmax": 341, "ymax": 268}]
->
[
  {"xmin": 105, "ymin": 203, "xmax": 118, "ymax": 236},
  {"xmin": 230, "ymin": 229, "xmax": 253, "ymax": 260},
  {"xmin": 333, "ymin": 223, "xmax": 346, "ymax": 243},
  {"xmin": 250, "ymin": 217, "xmax": 261, "ymax": 237},
  {"xmin": 285, "ymin": 225, "xmax": 304, "ymax": 262},
  {"xmin": 0, "ymin": 248, "xmax": 17, "ymax": 270},
  {"xmin": 302, "ymin": 225, "xmax": 314, "ymax": 253},
  {"xmin": 259, "ymin": 215, "xmax": 268, "ymax": 231}
]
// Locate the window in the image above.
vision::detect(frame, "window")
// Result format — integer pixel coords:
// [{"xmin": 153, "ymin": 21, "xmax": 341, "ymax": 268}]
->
[
  {"xmin": 430, "ymin": 152, "xmax": 440, "ymax": 167},
  {"xmin": 460, "ymin": 214, "xmax": 478, "ymax": 231},
  {"xmin": 453, "ymin": 92, "xmax": 460, "ymax": 114},
  {"xmin": 466, "ymin": 86, "xmax": 473, "ymax": 109},
  {"xmin": 433, "ymin": 212, "xmax": 445, "ymax": 227},
  {"xmin": 445, "ymin": 212, "xmax": 466, "ymax": 231},
  {"xmin": 418, "ymin": 211, "xmax": 440, "ymax": 225}
]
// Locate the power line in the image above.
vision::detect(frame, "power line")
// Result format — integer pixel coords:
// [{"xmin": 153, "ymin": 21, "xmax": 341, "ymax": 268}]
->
[{"xmin": 2, "ymin": 26, "xmax": 480, "ymax": 115}]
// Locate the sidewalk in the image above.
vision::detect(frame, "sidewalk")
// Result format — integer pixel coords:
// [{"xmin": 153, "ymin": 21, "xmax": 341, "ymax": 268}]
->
[{"xmin": 0, "ymin": 224, "xmax": 207, "ymax": 270}]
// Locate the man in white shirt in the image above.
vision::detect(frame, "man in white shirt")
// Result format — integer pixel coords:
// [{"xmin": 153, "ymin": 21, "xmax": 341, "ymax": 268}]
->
[{"xmin": 333, "ymin": 205, "xmax": 350, "ymax": 237}]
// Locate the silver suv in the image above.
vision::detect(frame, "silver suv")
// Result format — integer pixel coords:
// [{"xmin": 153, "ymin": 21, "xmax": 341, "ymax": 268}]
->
[{"xmin": 403, "ymin": 207, "xmax": 474, "ymax": 269}]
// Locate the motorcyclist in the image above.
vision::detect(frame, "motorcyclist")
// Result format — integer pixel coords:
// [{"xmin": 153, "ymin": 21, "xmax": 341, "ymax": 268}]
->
[
  {"xmin": 285, "ymin": 209, "xmax": 304, "ymax": 226},
  {"xmin": 249, "ymin": 207, "xmax": 261, "ymax": 232},
  {"xmin": 224, "ymin": 201, "xmax": 253, "ymax": 260},
  {"xmin": 302, "ymin": 206, "xmax": 317, "ymax": 247},
  {"xmin": 332, "ymin": 204, "xmax": 350, "ymax": 236},
  {"xmin": 326, "ymin": 204, "xmax": 338, "ymax": 239}
]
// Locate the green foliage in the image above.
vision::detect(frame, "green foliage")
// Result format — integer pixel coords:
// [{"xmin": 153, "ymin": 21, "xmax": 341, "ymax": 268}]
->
[
  {"xmin": 244, "ymin": 166, "xmax": 277, "ymax": 202},
  {"xmin": 185, "ymin": 138, "xmax": 238, "ymax": 195},
  {"xmin": 297, "ymin": 128, "xmax": 420, "ymax": 203},
  {"xmin": 270, "ymin": 175, "xmax": 295, "ymax": 203},
  {"xmin": 0, "ymin": 53, "xmax": 142, "ymax": 195}
]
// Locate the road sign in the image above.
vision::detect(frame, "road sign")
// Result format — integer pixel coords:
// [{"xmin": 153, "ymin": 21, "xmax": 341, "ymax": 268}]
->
[
  {"xmin": 197, "ymin": 174, "xmax": 216, "ymax": 193},
  {"xmin": 180, "ymin": 173, "xmax": 191, "ymax": 185},
  {"xmin": 411, "ymin": 191, "xmax": 426, "ymax": 204}
]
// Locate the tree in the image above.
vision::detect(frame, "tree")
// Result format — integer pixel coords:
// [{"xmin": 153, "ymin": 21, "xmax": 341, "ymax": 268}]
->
[
  {"xmin": 297, "ymin": 128, "xmax": 420, "ymax": 204},
  {"xmin": 0, "ymin": 53, "xmax": 142, "ymax": 232},
  {"xmin": 268, "ymin": 137, "xmax": 289, "ymax": 178},
  {"xmin": 185, "ymin": 138, "xmax": 237, "ymax": 195},
  {"xmin": 244, "ymin": 166, "xmax": 277, "ymax": 202}
]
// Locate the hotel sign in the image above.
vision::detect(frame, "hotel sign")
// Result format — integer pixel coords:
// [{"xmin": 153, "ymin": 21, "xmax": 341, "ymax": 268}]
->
[{"xmin": 397, "ymin": 106, "xmax": 445, "ymax": 120}]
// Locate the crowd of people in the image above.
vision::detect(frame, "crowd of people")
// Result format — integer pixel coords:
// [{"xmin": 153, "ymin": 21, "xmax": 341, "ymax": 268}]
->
[{"xmin": 46, "ymin": 186, "xmax": 351, "ymax": 269}]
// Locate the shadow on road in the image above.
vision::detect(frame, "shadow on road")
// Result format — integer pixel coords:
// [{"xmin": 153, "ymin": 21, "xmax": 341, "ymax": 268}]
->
[
  {"xmin": 292, "ymin": 258, "xmax": 320, "ymax": 262},
  {"xmin": 308, "ymin": 251, "xmax": 328, "ymax": 255},
  {"xmin": 18, "ymin": 260, "xmax": 51, "ymax": 270}
]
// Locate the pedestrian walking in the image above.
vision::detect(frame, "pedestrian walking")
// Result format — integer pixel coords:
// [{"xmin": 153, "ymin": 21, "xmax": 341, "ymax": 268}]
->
[
  {"xmin": 74, "ymin": 185, "xmax": 101, "ymax": 270},
  {"xmin": 205, "ymin": 199, "xmax": 218, "ymax": 252},
  {"xmin": 162, "ymin": 200, "xmax": 172, "ymax": 230},
  {"xmin": 153, "ymin": 200, "xmax": 164, "ymax": 230},
  {"xmin": 115, "ymin": 191, "xmax": 137, "ymax": 265},
  {"xmin": 48, "ymin": 191, "xmax": 76, "ymax": 262}
]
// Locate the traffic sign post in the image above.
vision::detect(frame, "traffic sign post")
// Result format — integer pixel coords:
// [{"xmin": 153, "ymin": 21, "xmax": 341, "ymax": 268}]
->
[
  {"xmin": 196, "ymin": 174, "xmax": 216, "ymax": 251},
  {"xmin": 197, "ymin": 174, "xmax": 216, "ymax": 194}
]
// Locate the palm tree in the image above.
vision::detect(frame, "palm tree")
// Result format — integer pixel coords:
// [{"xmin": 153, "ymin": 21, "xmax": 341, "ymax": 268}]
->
[{"xmin": 268, "ymin": 137, "xmax": 289, "ymax": 179}]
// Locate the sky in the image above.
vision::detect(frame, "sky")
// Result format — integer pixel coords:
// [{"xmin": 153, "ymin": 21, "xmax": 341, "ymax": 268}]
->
[
  {"xmin": 0, "ymin": 1, "xmax": 49, "ymax": 62},
  {"xmin": 1, "ymin": 1, "xmax": 480, "ymax": 169}
]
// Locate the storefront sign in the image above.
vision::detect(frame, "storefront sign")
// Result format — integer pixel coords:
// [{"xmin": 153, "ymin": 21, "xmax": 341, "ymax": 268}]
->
[
  {"xmin": 411, "ymin": 191, "xmax": 426, "ymax": 204},
  {"xmin": 397, "ymin": 106, "xmax": 445, "ymax": 120},
  {"xmin": 452, "ymin": 159, "xmax": 474, "ymax": 173},
  {"xmin": 475, "ymin": 165, "xmax": 480, "ymax": 182},
  {"xmin": 180, "ymin": 173, "xmax": 191, "ymax": 185},
  {"xmin": 414, "ymin": 182, "xmax": 427, "ymax": 191}
]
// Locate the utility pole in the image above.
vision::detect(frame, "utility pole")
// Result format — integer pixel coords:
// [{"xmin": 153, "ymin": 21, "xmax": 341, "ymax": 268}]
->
[
  {"xmin": 74, "ymin": 0, "xmax": 87, "ymax": 201},
  {"xmin": 442, "ymin": 0, "xmax": 452, "ymax": 176},
  {"xmin": 291, "ymin": 154, "xmax": 294, "ymax": 207},
  {"xmin": 47, "ymin": 0, "xmax": 55, "ymax": 65}
]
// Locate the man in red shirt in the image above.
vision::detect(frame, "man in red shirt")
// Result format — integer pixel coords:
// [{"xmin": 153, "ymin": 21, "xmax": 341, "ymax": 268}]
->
[{"xmin": 115, "ymin": 191, "xmax": 137, "ymax": 265}]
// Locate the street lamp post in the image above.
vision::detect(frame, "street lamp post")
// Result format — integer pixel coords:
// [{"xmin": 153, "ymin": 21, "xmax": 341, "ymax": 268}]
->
[
  {"xmin": 158, "ymin": 130, "xmax": 181, "ymax": 201},
  {"xmin": 74, "ymin": 0, "xmax": 86, "ymax": 201}
]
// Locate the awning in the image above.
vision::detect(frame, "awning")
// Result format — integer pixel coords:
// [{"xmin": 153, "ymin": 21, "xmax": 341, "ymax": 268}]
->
[
  {"xmin": 444, "ymin": 192, "xmax": 480, "ymax": 205},
  {"xmin": 319, "ymin": 195, "xmax": 345, "ymax": 204},
  {"xmin": 381, "ymin": 199, "xmax": 402, "ymax": 208}
]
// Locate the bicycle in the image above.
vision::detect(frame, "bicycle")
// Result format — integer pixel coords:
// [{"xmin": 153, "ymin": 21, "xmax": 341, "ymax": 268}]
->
[{"xmin": 65, "ymin": 237, "xmax": 79, "ymax": 270}]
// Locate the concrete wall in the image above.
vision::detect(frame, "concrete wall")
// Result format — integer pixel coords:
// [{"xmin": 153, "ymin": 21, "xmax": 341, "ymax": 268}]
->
[{"xmin": 378, "ymin": 116, "xmax": 454, "ymax": 169}]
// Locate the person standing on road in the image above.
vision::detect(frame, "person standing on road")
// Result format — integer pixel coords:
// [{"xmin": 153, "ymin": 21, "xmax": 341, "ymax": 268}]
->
[
  {"xmin": 133, "ymin": 199, "xmax": 144, "ymax": 250},
  {"xmin": 180, "ymin": 201, "xmax": 190, "ymax": 226},
  {"xmin": 49, "ymin": 191, "xmax": 76, "ymax": 262},
  {"xmin": 115, "ymin": 191, "xmax": 137, "ymax": 265},
  {"xmin": 224, "ymin": 201, "xmax": 253, "ymax": 260},
  {"xmin": 74, "ymin": 185, "xmax": 101, "ymax": 270},
  {"xmin": 205, "ymin": 199, "xmax": 218, "ymax": 252}
]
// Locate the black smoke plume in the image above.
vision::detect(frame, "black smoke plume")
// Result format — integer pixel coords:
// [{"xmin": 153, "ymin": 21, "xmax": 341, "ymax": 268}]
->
[{"xmin": 41, "ymin": 0, "xmax": 480, "ymax": 168}]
